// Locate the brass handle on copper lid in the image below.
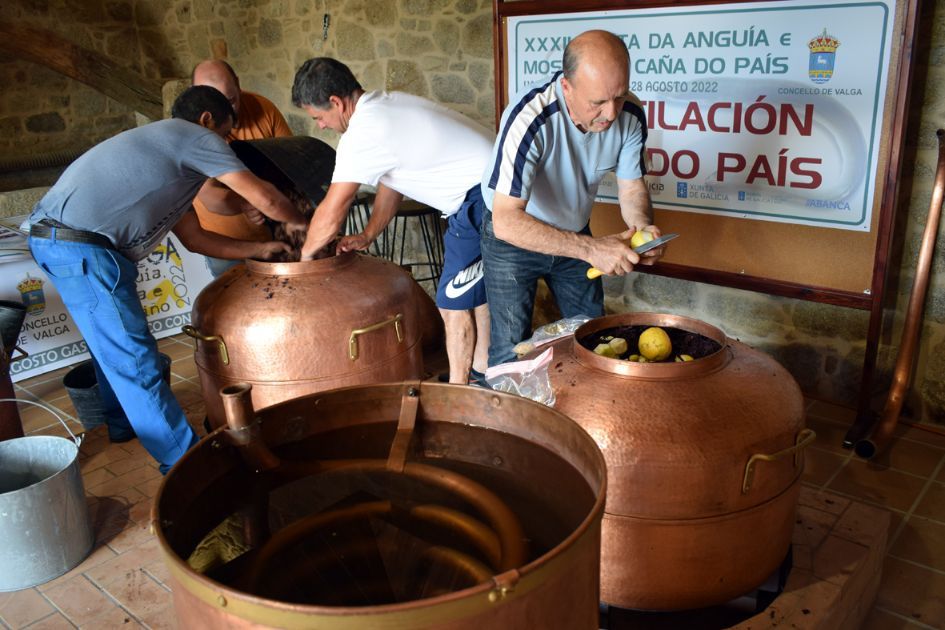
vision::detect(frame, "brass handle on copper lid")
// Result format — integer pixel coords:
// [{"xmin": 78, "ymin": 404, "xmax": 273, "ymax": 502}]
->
[
  {"xmin": 741, "ymin": 428, "xmax": 816, "ymax": 493},
  {"xmin": 182, "ymin": 325, "xmax": 230, "ymax": 365},
  {"xmin": 349, "ymin": 313, "xmax": 404, "ymax": 360}
]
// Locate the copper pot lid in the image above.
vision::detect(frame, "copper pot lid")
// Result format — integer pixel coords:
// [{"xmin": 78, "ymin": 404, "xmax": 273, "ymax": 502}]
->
[{"xmin": 230, "ymin": 136, "xmax": 335, "ymax": 205}]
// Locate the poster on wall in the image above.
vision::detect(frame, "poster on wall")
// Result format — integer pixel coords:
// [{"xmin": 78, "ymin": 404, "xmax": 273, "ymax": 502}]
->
[
  {"xmin": 1, "ymin": 230, "xmax": 214, "ymax": 382},
  {"xmin": 506, "ymin": 0, "xmax": 894, "ymax": 231}
]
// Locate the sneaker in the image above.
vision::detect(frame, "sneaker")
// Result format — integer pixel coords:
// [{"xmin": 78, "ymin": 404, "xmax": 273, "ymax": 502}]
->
[{"xmin": 468, "ymin": 369, "xmax": 489, "ymax": 388}]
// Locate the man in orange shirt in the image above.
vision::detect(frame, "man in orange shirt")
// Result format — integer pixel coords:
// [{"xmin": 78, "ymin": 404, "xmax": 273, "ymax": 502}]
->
[{"xmin": 192, "ymin": 59, "xmax": 294, "ymax": 275}]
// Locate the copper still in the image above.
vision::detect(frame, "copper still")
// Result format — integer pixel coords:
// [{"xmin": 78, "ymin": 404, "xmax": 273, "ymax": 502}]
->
[
  {"xmin": 541, "ymin": 312, "xmax": 811, "ymax": 611},
  {"xmin": 152, "ymin": 381, "xmax": 607, "ymax": 629},
  {"xmin": 186, "ymin": 254, "xmax": 436, "ymax": 429}
]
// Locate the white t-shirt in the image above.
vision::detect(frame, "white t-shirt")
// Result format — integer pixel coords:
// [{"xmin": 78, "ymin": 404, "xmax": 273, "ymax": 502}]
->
[{"xmin": 332, "ymin": 91, "xmax": 494, "ymax": 217}]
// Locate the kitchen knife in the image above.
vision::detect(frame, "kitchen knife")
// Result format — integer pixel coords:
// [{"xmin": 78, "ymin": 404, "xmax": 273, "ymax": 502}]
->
[{"xmin": 586, "ymin": 233, "xmax": 679, "ymax": 279}]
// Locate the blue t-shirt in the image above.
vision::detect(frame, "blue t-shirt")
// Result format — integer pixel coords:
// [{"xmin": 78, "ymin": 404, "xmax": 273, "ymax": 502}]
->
[
  {"xmin": 482, "ymin": 72, "xmax": 647, "ymax": 232},
  {"xmin": 31, "ymin": 118, "xmax": 247, "ymax": 261}
]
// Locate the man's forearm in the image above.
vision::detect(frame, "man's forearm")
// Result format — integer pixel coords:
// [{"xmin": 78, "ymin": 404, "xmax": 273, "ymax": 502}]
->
[
  {"xmin": 215, "ymin": 171, "xmax": 305, "ymax": 227},
  {"xmin": 177, "ymin": 228, "xmax": 263, "ymax": 259},
  {"xmin": 173, "ymin": 212, "xmax": 273, "ymax": 260},
  {"xmin": 617, "ymin": 178, "xmax": 654, "ymax": 230},
  {"xmin": 300, "ymin": 211, "xmax": 343, "ymax": 257},
  {"xmin": 300, "ymin": 181, "xmax": 360, "ymax": 258},
  {"xmin": 255, "ymin": 191, "xmax": 304, "ymax": 226},
  {"xmin": 360, "ymin": 186, "xmax": 403, "ymax": 243},
  {"xmin": 492, "ymin": 205, "xmax": 593, "ymax": 261}
]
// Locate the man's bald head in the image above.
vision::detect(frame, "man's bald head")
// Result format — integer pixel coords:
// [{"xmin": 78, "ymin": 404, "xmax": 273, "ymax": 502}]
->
[
  {"xmin": 560, "ymin": 31, "xmax": 631, "ymax": 133},
  {"xmin": 192, "ymin": 59, "xmax": 242, "ymax": 120},
  {"xmin": 562, "ymin": 30, "xmax": 629, "ymax": 83}
]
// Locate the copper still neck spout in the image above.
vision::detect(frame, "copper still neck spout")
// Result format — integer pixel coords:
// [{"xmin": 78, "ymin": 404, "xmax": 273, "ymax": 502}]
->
[{"xmin": 221, "ymin": 383, "xmax": 281, "ymax": 471}]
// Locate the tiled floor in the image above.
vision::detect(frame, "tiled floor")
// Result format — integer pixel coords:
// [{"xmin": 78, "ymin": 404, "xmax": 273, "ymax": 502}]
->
[{"xmin": 1, "ymin": 334, "xmax": 945, "ymax": 628}]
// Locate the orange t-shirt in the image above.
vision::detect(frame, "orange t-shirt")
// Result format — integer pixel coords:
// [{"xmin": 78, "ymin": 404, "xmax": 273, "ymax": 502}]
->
[{"xmin": 194, "ymin": 91, "xmax": 293, "ymax": 241}]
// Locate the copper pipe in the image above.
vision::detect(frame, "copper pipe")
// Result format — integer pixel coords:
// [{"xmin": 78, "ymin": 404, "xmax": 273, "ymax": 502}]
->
[
  {"xmin": 411, "ymin": 504, "xmax": 502, "ymax": 568},
  {"xmin": 247, "ymin": 501, "xmax": 502, "ymax": 589},
  {"xmin": 259, "ymin": 537, "xmax": 490, "ymax": 602},
  {"xmin": 280, "ymin": 460, "xmax": 528, "ymax": 571},
  {"xmin": 247, "ymin": 462, "xmax": 526, "ymax": 582},
  {"xmin": 221, "ymin": 383, "xmax": 280, "ymax": 471},
  {"xmin": 248, "ymin": 501, "xmax": 393, "ymax": 588},
  {"xmin": 247, "ymin": 501, "xmax": 503, "ymax": 589},
  {"xmin": 220, "ymin": 384, "xmax": 525, "ymax": 576},
  {"xmin": 856, "ymin": 129, "xmax": 945, "ymax": 459},
  {"xmin": 419, "ymin": 546, "xmax": 494, "ymax": 585}
]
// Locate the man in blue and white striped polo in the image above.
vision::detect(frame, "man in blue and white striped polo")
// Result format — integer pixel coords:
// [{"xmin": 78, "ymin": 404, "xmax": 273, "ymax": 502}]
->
[{"xmin": 481, "ymin": 29, "xmax": 665, "ymax": 366}]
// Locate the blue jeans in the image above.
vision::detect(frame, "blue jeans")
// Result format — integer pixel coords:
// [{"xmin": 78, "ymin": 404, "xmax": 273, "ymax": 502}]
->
[
  {"xmin": 29, "ymin": 236, "xmax": 198, "ymax": 474},
  {"xmin": 480, "ymin": 212, "xmax": 603, "ymax": 366},
  {"xmin": 89, "ymin": 356, "xmax": 136, "ymax": 443},
  {"xmin": 205, "ymin": 256, "xmax": 240, "ymax": 278}
]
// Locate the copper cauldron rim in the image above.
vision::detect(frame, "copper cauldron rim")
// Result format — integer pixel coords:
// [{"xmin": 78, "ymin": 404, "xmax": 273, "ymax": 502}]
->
[
  {"xmin": 571, "ymin": 312, "xmax": 730, "ymax": 378},
  {"xmin": 245, "ymin": 251, "xmax": 362, "ymax": 276},
  {"xmin": 152, "ymin": 382, "xmax": 607, "ymax": 622}
]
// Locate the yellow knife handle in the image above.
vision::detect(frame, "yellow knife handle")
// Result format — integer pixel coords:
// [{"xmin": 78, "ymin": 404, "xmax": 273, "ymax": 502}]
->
[{"xmin": 586, "ymin": 267, "xmax": 603, "ymax": 279}]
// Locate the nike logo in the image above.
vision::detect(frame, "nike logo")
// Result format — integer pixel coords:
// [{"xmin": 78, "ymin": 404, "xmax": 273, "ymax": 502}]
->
[{"xmin": 444, "ymin": 260, "xmax": 484, "ymax": 299}]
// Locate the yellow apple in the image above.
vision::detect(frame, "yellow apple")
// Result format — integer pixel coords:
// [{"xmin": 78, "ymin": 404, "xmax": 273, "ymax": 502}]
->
[
  {"xmin": 629, "ymin": 230, "xmax": 655, "ymax": 249},
  {"xmin": 638, "ymin": 326, "xmax": 672, "ymax": 361},
  {"xmin": 608, "ymin": 337, "xmax": 628, "ymax": 355},
  {"xmin": 593, "ymin": 343, "xmax": 617, "ymax": 358}
]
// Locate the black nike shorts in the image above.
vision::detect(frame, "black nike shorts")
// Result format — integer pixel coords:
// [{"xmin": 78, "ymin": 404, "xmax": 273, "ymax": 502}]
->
[{"xmin": 435, "ymin": 185, "xmax": 487, "ymax": 311}]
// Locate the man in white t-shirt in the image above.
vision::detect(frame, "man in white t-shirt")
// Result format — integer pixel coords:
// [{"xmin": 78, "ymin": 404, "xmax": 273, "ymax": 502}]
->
[{"xmin": 291, "ymin": 57, "xmax": 493, "ymax": 386}]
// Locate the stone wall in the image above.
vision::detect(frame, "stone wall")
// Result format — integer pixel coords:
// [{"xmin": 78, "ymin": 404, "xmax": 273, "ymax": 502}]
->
[
  {"xmin": 0, "ymin": 59, "xmax": 135, "ymax": 161},
  {"xmin": 3, "ymin": 0, "xmax": 945, "ymax": 425}
]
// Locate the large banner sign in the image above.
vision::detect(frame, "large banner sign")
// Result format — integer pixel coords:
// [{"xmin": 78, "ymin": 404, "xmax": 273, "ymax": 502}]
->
[
  {"xmin": 507, "ymin": 0, "xmax": 894, "ymax": 231},
  {"xmin": 2, "ymin": 233, "xmax": 214, "ymax": 382}
]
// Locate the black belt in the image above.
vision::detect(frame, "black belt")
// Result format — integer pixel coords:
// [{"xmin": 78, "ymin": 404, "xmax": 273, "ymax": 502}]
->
[{"xmin": 30, "ymin": 219, "xmax": 115, "ymax": 250}]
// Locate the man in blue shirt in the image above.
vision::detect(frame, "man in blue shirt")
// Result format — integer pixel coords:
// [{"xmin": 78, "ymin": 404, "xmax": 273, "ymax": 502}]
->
[
  {"xmin": 481, "ymin": 29, "xmax": 664, "ymax": 365},
  {"xmin": 29, "ymin": 86, "xmax": 305, "ymax": 473}
]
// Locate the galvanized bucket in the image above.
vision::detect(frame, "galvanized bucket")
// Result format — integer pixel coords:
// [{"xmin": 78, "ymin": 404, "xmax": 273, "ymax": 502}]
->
[
  {"xmin": 0, "ymin": 407, "xmax": 93, "ymax": 591},
  {"xmin": 63, "ymin": 353, "xmax": 172, "ymax": 431}
]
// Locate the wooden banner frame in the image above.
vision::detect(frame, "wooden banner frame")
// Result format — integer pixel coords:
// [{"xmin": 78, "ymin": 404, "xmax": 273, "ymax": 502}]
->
[{"xmin": 492, "ymin": 0, "xmax": 921, "ymax": 441}]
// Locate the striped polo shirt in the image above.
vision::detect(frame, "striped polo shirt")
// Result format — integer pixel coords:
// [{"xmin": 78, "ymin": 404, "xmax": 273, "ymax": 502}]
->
[{"xmin": 482, "ymin": 72, "xmax": 647, "ymax": 232}]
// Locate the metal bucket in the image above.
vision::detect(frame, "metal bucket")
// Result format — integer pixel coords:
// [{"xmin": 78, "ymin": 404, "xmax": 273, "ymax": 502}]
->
[
  {"xmin": 63, "ymin": 353, "xmax": 171, "ymax": 431},
  {"xmin": 0, "ymin": 417, "xmax": 92, "ymax": 591},
  {"xmin": 0, "ymin": 300, "xmax": 26, "ymax": 352}
]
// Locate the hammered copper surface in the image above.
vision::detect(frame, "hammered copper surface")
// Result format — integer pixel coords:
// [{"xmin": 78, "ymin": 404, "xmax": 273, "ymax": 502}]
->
[
  {"xmin": 544, "ymin": 312, "xmax": 807, "ymax": 610},
  {"xmin": 187, "ymin": 253, "xmax": 431, "ymax": 429},
  {"xmin": 152, "ymin": 382, "xmax": 606, "ymax": 629}
]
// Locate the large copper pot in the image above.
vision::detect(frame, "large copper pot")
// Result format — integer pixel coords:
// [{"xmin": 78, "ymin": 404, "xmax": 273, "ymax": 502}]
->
[
  {"xmin": 186, "ymin": 254, "xmax": 432, "ymax": 429},
  {"xmin": 543, "ymin": 312, "xmax": 810, "ymax": 611},
  {"xmin": 153, "ymin": 381, "xmax": 607, "ymax": 629}
]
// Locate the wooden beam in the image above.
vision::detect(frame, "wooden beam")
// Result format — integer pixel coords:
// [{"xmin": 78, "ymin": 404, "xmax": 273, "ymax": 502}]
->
[{"xmin": 0, "ymin": 19, "xmax": 163, "ymax": 120}]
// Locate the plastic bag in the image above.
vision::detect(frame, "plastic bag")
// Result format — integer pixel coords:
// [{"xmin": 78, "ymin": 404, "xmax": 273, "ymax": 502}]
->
[
  {"xmin": 512, "ymin": 315, "xmax": 592, "ymax": 358},
  {"xmin": 484, "ymin": 347, "xmax": 556, "ymax": 407}
]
